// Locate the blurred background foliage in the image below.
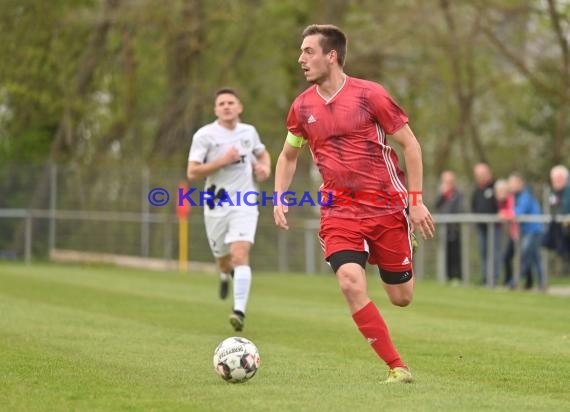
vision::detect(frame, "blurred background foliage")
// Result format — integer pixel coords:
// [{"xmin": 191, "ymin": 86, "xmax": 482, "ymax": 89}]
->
[{"xmin": 1, "ymin": 0, "xmax": 568, "ymax": 174}]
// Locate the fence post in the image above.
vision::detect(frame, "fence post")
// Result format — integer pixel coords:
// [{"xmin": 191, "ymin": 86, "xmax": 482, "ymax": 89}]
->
[
  {"xmin": 25, "ymin": 212, "xmax": 32, "ymax": 265},
  {"xmin": 48, "ymin": 163, "xmax": 57, "ymax": 252},
  {"xmin": 277, "ymin": 230, "xmax": 288, "ymax": 273},
  {"xmin": 414, "ymin": 234, "xmax": 425, "ymax": 279},
  {"xmin": 141, "ymin": 167, "xmax": 150, "ymax": 257},
  {"xmin": 436, "ymin": 223, "xmax": 447, "ymax": 283},
  {"xmin": 541, "ymin": 248, "xmax": 549, "ymax": 289},
  {"xmin": 304, "ymin": 223, "xmax": 316, "ymax": 274},
  {"xmin": 461, "ymin": 223, "xmax": 470, "ymax": 285},
  {"xmin": 486, "ymin": 222, "xmax": 495, "ymax": 287},
  {"xmin": 514, "ymin": 234, "xmax": 521, "ymax": 288},
  {"xmin": 164, "ymin": 219, "xmax": 173, "ymax": 261}
]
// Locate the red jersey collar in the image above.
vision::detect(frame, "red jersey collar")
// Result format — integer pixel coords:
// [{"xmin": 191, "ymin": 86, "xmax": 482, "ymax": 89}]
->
[{"xmin": 316, "ymin": 74, "xmax": 348, "ymax": 104}]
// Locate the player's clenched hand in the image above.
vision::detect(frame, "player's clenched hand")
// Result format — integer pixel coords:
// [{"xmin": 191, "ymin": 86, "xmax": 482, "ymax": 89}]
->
[
  {"xmin": 254, "ymin": 164, "xmax": 271, "ymax": 182},
  {"xmin": 274, "ymin": 203, "xmax": 289, "ymax": 230},
  {"xmin": 409, "ymin": 203, "xmax": 435, "ymax": 240}
]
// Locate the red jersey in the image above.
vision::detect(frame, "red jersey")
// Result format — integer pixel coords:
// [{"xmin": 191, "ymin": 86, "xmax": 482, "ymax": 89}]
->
[{"xmin": 286, "ymin": 76, "xmax": 409, "ymax": 218}]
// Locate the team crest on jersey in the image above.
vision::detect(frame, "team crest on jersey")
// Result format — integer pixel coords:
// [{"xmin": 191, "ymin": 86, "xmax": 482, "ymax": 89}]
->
[{"xmin": 241, "ymin": 138, "xmax": 252, "ymax": 149}]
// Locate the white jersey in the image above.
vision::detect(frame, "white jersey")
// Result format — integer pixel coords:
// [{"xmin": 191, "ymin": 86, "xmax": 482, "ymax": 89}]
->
[{"xmin": 188, "ymin": 121, "xmax": 266, "ymax": 217}]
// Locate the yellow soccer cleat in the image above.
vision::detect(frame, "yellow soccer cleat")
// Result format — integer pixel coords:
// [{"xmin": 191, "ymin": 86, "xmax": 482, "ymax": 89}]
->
[{"xmin": 383, "ymin": 367, "xmax": 414, "ymax": 384}]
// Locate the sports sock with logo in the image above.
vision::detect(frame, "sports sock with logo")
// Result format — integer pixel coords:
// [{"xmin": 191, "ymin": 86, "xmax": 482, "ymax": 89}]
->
[
  {"xmin": 233, "ymin": 265, "xmax": 252, "ymax": 314},
  {"xmin": 352, "ymin": 301, "xmax": 406, "ymax": 369}
]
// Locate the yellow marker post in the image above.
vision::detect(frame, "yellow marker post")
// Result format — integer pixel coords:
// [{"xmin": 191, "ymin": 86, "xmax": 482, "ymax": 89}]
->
[{"xmin": 179, "ymin": 217, "xmax": 188, "ymax": 272}]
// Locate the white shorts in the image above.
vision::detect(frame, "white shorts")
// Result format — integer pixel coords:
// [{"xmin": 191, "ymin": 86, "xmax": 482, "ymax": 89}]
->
[{"xmin": 204, "ymin": 210, "xmax": 259, "ymax": 258}]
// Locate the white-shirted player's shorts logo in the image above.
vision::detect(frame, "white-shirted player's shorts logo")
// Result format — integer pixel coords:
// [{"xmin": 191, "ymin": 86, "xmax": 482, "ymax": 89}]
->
[{"xmin": 307, "ymin": 114, "xmax": 317, "ymax": 124}]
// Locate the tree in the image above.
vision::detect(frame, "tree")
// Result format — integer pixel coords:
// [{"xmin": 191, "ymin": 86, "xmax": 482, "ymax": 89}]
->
[{"xmin": 481, "ymin": 0, "xmax": 569, "ymax": 171}]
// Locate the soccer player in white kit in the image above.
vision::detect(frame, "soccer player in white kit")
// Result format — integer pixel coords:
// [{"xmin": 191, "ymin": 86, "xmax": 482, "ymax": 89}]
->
[{"xmin": 187, "ymin": 88, "xmax": 271, "ymax": 331}]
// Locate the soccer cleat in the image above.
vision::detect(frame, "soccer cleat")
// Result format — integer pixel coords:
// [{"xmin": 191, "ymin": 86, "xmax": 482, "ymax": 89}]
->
[
  {"xmin": 229, "ymin": 312, "xmax": 245, "ymax": 332},
  {"xmin": 382, "ymin": 367, "xmax": 413, "ymax": 384},
  {"xmin": 219, "ymin": 279, "xmax": 229, "ymax": 300}
]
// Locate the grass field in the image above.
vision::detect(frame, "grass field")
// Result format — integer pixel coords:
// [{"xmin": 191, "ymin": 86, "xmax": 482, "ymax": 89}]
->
[{"xmin": 1, "ymin": 262, "xmax": 569, "ymax": 411}]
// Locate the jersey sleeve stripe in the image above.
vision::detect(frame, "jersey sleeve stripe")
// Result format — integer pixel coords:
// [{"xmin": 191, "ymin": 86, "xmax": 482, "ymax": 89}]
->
[{"xmin": 375, "ymin": 123, "xmax": 408, "ymax": 205}]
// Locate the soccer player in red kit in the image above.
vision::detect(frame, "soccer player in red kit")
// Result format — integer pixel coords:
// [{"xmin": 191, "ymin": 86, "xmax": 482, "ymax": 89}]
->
[{"xmin": 274, "ymin": 24, "xmax": 435, "ymax": 383}]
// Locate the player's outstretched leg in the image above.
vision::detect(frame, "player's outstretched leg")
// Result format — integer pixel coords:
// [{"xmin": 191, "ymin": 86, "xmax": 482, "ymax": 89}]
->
[
  {"xmin": 229, "ymin": 265, "xmax": 251, "ymax": 331},
  {"xmin": 227, "ymin": 241, "xmax": 253, "ymax": 331},
  {"xmin": 379, "ymin": 267, "xmax": 415, "ymax": 383},
  {"xmin": 352, "ymin": 299, "xmax": 412, "ymax": 383},
  {"xmin": 331, "ymin": 254, "xmax": 412, "ymax": 384}
]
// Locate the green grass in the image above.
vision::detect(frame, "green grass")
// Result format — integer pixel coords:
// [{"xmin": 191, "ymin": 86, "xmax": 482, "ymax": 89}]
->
[{"xmin": 0, "ymin": 262, "xmax": 569, "ymax": 412}]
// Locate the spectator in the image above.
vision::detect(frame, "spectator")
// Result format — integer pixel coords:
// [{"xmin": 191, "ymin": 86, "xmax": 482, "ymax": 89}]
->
[
  {"xmin": 435, "ymin": 171, "xmax": 464, "ymax": 283},
  {"xmin": 508, "ymin": 172, "xmax": 545, "ymax": 290},
  {"xmin": 495, "ymin": 179, "xmax": 518, "ymax": 288},
  {"xmin": 544, "ymin": 165, "xmax": 570, "ymax": 272},
  {"xmin": 471, "ymin": 163, "xmax": 501, "ymax": 286}
]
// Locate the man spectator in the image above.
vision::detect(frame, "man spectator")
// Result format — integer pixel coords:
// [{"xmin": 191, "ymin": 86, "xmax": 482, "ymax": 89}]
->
[
  {"xmin": 545, "ymin": 165, "xmax": 570, "ymax": 273},
  {"xmin": 508, "ymin": 173, "xmax": 545, "ymax": 290},
  {"xmin": 471, "ymin": 163, "xmax": 501, "ymax": 286},
  {"xmin": 435, "ymin": 171, "xmax": 464, "ymax": 283}
]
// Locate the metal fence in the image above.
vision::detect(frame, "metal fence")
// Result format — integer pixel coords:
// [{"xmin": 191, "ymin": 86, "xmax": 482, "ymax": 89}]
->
[
  {"xmin": 1, "ymin": 162, "xmax": 568, "ymax": 286},
  {"xmin": 1, "ymin": 206, "xmax": 568, "ymax": 287}
]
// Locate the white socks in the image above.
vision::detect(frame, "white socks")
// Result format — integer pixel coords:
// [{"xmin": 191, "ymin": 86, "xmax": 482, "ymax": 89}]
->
[
  {"xmin": 220, "ymin": 272, "xmax": 230, "ymax": 281},
  {"xmin": 232, "ymin": 265, "xmax": 252, "ymax": 314}
]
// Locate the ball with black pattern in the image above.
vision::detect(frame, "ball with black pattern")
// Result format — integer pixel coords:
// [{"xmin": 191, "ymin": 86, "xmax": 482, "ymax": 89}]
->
[{"xmin": 213, "ymin": 337, "xmax": 261, "ymax": 383}]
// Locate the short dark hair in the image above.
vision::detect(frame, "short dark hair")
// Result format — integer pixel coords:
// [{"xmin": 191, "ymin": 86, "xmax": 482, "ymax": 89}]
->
[
  {"xmin": 302, "ymin": 24, "xmax": 347, "ymax": 66},
  {"xmin": 214, "ymin": 88, "xmax": 241, "ymax": 102}
]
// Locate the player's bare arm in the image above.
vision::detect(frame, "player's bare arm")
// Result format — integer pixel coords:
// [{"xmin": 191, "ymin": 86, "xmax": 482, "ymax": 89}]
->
[
  {"xmin": 274, "ymin": 141, "xmax": 302, "ymax": 230},
  {"xmin": 186, "ymin": 147, "xmax": 241, "ymax": 181},
  {"xmin": 389, "ymin": 124, "xmax": 435, "ymax": 239},
  {"xmin": 253, "ymin": 150, "xmax": 272, "ymax": 182}
]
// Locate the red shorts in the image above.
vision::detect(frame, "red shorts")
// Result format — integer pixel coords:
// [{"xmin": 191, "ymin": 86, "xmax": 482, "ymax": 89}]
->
[{"xmin": 319, "ymin": 211, "xmax": 413, "ymax": 272}]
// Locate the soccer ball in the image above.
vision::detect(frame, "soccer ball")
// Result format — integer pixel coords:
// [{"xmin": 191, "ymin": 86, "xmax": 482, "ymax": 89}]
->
[{"xmin": 213, "ymin": 337, "xmax": 261, "ymax": 383}]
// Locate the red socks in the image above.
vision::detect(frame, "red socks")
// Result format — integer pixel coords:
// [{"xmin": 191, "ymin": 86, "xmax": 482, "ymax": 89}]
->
[{"xmin": 352, "ymin": 301, "xmax": 406, "ymax": 369}]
